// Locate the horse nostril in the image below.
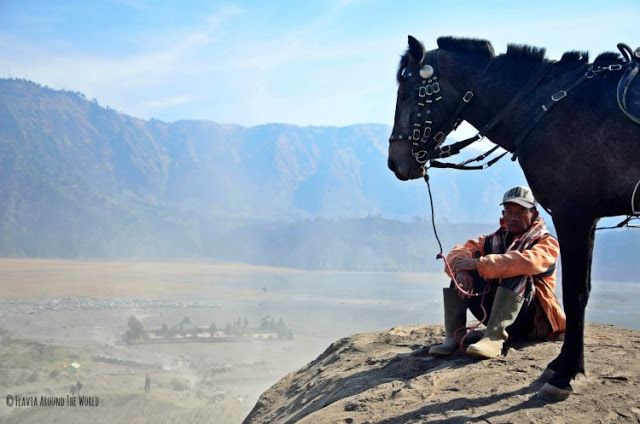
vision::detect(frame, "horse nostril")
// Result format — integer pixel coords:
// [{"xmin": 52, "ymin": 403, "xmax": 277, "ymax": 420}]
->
[{"xmin": 388, "ymin": 159, "xmax": 397, "ymax": 172}]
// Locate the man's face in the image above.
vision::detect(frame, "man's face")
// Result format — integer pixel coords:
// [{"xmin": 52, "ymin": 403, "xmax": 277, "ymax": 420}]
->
[{"xmin": 502, "ymin": 202, "xmax": 538, "ymax": 235}]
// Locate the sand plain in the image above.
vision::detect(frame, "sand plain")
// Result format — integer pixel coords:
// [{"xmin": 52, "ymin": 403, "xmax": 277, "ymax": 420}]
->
[{"xmin": 0, "ymin": 258, "xmax": 637, "ymax": 423}]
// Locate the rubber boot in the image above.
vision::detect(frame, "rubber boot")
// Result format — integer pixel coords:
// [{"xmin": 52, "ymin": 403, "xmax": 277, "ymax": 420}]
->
[
  {"xmin": 466, "ymin": 286, "xmax": 524, "ymax": 359},
  {"xmin": 429, "ymin": 288, "xmax": 468, "ymax": 356}
]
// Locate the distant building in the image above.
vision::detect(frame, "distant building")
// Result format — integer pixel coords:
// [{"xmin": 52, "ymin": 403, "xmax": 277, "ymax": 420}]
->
[{"xmin": 251, "ymin": 332, "xmax": 278, "ymax": 340}]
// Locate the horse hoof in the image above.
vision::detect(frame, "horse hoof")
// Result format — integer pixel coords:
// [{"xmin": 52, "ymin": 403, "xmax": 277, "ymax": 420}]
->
[{"xmin": 537, "ymin": 382, "xmax": 572, "ymax": 402}]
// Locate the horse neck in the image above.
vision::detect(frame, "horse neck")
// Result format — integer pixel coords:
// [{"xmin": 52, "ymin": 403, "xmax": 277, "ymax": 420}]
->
[
  {"xmin": 453, "ymin": 55, "xmax": 640, "ymax": 216},
  {"xmin": 455, "ymin": 57, "xmax": 548, "ymax": 152}
]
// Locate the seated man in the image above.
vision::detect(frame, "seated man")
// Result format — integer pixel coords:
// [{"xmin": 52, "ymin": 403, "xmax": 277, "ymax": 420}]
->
[{"xmin": 429, "ymin": 186, "xmax": 566, "ymax": 359}]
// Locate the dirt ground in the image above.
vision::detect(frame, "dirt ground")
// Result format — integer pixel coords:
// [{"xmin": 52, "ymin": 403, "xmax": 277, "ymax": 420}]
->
[
  {"xmin": 0, "ymin": 258, "xmax": 638, "ymax": 423},
  {"xmin": 0, "ymin": 258, "xmax": 440, "ymax": 423},
  {"xmin": 0, "ymin": 259, "xmax": 333, "ymax": 423},
  {"xmin": 244, "ymin": 324, "xmax": 640, "ymax": 424},
  {"xmin": 0, "ymin": 334, "xmax": 327, "ymax": 423}
]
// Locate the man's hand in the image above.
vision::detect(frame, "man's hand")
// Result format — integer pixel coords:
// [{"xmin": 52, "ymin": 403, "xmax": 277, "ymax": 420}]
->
[
  {"xmin": 454, "ymin": 271, "xmax": 474, "ymax": 298},
  {"xmin": 451, "ymin": 257, "xmax": 479, "ymax": 273}
]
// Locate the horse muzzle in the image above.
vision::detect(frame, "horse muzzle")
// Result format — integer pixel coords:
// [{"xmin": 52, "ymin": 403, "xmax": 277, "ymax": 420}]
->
[{"xmin": 387, "ymin": 157, "xmax": 425, "ymax": 180}]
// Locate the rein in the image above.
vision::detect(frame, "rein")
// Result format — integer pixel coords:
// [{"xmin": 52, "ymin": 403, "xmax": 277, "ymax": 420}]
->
[
  {"xmin": 424, "ymin": 173, "xmax": 491, "ymax": 350},
  {"xmin": 423, "ymin": 174, "xmax": 488, "ymax": 299}
]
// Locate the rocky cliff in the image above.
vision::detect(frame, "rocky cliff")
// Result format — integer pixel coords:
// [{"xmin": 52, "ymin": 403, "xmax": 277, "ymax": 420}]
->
[{"xmin": 244, "ymin": 324, "xmax": 640, "ymax": 423}]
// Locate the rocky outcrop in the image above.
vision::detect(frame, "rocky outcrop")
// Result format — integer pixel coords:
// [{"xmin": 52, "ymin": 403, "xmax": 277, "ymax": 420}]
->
[{"xmin": 244, "ymin": 324, "xmax": 640, "ymax": 423}]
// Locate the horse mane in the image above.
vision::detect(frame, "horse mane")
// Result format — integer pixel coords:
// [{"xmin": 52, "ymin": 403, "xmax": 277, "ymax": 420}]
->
[
  {"xmin": 593, "ymin": 52, "xmax": 624, "ymax": 66},
  {"xmin": 436, "ymin": 36, "xmax": 495, "ymax": 58},
  {"xmin": 559, "ymin": 51, "xmax": 589, "ymax": 64},
  {"xmin": 505, "ymin": 44, "xmax": 547, "ymax": 62},
  {"xmin": 504, "ymin": 45, "xmax": 625, "ymax": 68},
  {"xmin": 397, "ymin": 37, "xmax": 624, "ymax": 82}
]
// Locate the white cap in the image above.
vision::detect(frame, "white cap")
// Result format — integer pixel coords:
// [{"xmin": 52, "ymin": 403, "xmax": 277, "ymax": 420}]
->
[{"xmin": 501, "ymin": 186, "xmax": 536, "ymax": 208}]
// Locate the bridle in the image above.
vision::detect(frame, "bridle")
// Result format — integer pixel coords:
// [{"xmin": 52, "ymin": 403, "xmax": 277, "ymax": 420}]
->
[
  {"xmin": 388, "ymin": 49, "xmax": 494, "ymax": 165},
  {"xmin": 389, "ymin": 48, "xmax": 564, "ymax": 170}
]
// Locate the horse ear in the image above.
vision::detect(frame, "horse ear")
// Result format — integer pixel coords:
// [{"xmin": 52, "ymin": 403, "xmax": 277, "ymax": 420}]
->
[{"xmin": 408, "ymin": 35, "xmax": 425, "ymax": 64}]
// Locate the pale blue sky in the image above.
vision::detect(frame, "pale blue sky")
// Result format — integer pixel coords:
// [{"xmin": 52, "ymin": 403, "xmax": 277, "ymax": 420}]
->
[{"xmin": 1, "ymin": 0, "xmax": 638, "ymax": 127}]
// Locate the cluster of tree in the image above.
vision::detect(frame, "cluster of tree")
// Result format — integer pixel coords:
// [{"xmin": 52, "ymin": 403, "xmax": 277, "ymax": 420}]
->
[
  {"xmin": 259, "ymin": 315, "xmax": 293, "ymax": 340},
  {"xmin": 148, "ymin": 316, "xmax": 293, "ymax": 340},
  {"xmin": 124, "ymin": 316, "xmax": 148, "ymax": 343},
  {"xmin": 155, "ymin": 317, "xmax": 201, "ymax": 339},
  {"xmin": 223, "ymin": 318, "xmax": 250, "ymax": 337}
]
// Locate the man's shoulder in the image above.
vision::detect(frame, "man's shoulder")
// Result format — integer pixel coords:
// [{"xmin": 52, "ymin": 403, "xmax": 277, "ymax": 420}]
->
[{"xmin": 534, "ymin": 232, "xmax": 560, "ymax": 249}]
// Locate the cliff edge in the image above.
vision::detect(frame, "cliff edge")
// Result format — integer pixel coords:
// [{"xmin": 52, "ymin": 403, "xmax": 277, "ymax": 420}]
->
[{"xmin": 244, "ymin": 324, "xmax": 640, "ymax": 423}]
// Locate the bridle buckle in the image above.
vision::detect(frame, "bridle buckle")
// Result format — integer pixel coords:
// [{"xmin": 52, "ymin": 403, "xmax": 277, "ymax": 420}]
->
[{"xmin": 551, "ymin": 91, "xmax": 567, "ymax": 102}]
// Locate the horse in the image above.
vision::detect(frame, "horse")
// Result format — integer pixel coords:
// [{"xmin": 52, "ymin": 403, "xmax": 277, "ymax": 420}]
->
[{"xmin": 387, "ymin": 35, "xmax": 640, "ymax": 401}]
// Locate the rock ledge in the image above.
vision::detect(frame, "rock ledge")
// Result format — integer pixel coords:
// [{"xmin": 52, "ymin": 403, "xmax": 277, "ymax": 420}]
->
[{"xmin": 244, "ymin": 324, "xmax": 640, "ymax": 423}]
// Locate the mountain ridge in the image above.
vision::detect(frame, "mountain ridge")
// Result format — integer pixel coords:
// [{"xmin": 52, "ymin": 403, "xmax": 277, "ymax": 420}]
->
[{"xmin": 0, "ymin": 78, "xmax": 637, "ymax": 280}]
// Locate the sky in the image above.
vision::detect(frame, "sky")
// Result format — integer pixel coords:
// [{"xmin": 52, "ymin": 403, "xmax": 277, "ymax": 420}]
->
[{"xmin": 1, "ymin": 0, "xmax": 639, "ymax": 128}]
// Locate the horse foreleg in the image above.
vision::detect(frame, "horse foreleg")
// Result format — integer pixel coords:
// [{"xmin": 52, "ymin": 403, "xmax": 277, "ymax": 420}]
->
[{"xmin": 539, "ymin": 215, "xmax": 596, "ymax": 401}]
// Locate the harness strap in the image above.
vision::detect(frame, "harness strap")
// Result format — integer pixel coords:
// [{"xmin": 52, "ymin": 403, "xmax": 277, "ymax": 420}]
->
[
  {"xmin": 411, "ymin": 52, "xmax": 493, "ymax": 156},
  {"xmin": 512, "ymin": 63, "xmax": 626, "ymax": 159},
  {"xmin": 436, "ymin": 58, "xmax": 494, "ymax": 135},
  {"xmin": 425, "ymin": 61, "xmax": 555, "ymax": 163},
  {"xmin": 459, "ymin": 145, "xmax": 500, "ymax": 165},
  {"xmin": 617, "ymin": 62, "xmax": 640, "ymax": 124},
  {"xmin": 511, "ymin": 69, "xmax": 592, "ymax": 159},
  {"xmin": 479, "ymin": 62, "xmax": 555, "ymax": 135},
  {"xmin": 430, "ymin": 151, "xmax": 509, "ymax": 170},
  {"xmin": 426, "ymin": 134, "xmax": 483, "ymax": 160},
  {"xmin": 596, "ymin": 216, "xmax": 640, "ymax": 230},
  {"xmin": 595, "ymin": 174, "xmax": 640, "ymax": 229},
  {"xmin": 632, "ymin": 178, "xmax": 640, "ymax": 215}
]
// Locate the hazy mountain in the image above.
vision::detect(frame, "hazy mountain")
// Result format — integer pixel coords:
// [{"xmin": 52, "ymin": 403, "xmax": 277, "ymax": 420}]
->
[
  {"xmin": 0, "ymin": 78, "xmax": 533, "ymax": 222},
  {"xmin": 0, "ymin": 78, "xmax": 637, "ymax": 280}
]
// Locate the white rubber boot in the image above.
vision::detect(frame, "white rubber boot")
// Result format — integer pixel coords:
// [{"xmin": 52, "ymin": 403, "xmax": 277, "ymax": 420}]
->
[
  {"xmin": 466, "ymin": 286, "xmax": 524, "ymax": 359},
  {"xmin": 429, "ymin": 288, "xmax": 468, "ymax": 356}
]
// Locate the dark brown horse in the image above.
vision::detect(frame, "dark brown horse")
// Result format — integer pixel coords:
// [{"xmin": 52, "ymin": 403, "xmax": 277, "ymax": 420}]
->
[{"xmin": 387, "ymin": 35, "xmax": 640, "ymax": 401}]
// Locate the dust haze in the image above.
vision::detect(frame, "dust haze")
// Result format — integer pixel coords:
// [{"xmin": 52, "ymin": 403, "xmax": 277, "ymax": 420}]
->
[{"xmin": 0, "ymin": 258, "xmax": 637, "ymax": 423}]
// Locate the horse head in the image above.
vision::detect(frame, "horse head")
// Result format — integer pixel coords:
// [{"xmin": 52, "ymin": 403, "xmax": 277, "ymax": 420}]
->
[{"xmin": 388, "ymin": 35, "xmax": 494, "ymax": 180}]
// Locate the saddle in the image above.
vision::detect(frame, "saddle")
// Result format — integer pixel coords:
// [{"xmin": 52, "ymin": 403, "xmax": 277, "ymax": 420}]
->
[{"xmin": 616, "ymin": 43, "xmax": 640, "ymax": 124}]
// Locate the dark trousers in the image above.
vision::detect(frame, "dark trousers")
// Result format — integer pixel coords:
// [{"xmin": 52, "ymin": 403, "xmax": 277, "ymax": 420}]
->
[{"xmin": 450, "ymin": 271, "xmax": 537, "ymax": 338}]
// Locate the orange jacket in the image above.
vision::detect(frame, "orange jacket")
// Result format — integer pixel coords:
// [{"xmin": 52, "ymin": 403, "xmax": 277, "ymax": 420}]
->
[{"xmin": 445, "ymin": 220, "xmax": 566, "ymax": 337}]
